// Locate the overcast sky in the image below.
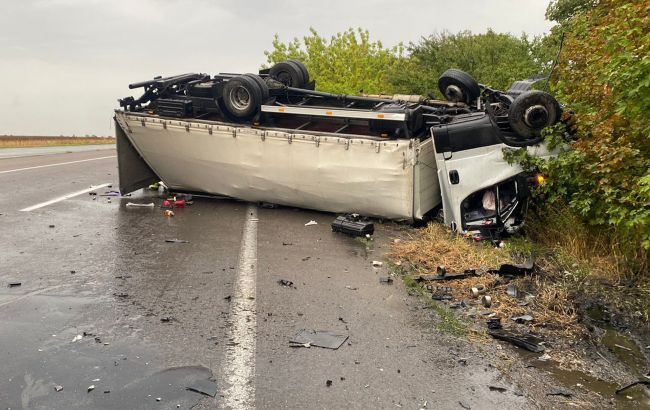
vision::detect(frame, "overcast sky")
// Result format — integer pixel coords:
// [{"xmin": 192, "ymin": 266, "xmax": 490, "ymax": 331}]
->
[{"xmin": 0, "ymin": 0, "xmax": 554, "ymax": 136}]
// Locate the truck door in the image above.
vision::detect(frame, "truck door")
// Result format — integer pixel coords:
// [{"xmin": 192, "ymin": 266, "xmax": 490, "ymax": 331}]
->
[{"xmin": 430, "ymin": 113, "xmax": 528, "ymax": 234}]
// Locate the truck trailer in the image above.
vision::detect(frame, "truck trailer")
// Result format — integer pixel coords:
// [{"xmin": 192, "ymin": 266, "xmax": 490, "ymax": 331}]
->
[{"xmin": 115, "ymin": 60, "xmax": 562, "ymax": 236}]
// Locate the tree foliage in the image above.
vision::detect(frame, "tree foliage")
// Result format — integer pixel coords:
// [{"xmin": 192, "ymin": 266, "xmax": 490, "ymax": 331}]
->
[
  {"xmin": 264, "ymin": 28, "xmax": 404, "ymax": 94},
  {"xmin": 390, "ymin": 30, "xmax": 551, "ymax": 96},
  {"xmin": 541, "ymin": 0, "xmax": 650, "ymax": 248}
]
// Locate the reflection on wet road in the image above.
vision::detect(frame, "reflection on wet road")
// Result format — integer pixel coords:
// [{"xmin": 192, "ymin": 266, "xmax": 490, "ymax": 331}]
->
[{"xmin": 1, "ymin": 150, "xmax": 534, "ymax": 409}]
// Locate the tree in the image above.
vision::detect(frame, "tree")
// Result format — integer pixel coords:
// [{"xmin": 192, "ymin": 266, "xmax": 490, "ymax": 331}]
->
[
  {"xmin": 541, "ymin": 0, "xmax": 650, "ymax": 249},
  {"xmin": 265, "ymin": 28, "xmax": 405, "ymax": 94},
  {"xmin": 389, "ymin": 30, "xmax": 552, "ymax": 96}
]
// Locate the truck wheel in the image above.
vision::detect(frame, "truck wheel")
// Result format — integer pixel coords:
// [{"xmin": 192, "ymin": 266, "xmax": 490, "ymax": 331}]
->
[
  {"xmin": 269, "ymin": 61, "xmax": 306, "ymax": 88},
  {"xmin": 222, "ymin": 75, "xmax": 263, "ymax": 120},
  {"xmin": 288, "ymin": 60, "xmax": 310, "ymax": 84},
  {"xmin": 438, "ymin": 69, "xmax": 480, "ymax": 104},
  {"xmin": 242, "ymin": 73, "xmax": 270, "ymax": 103},
  {"xmin": 507, "ymin": 90, "xmax": 561, "ymax": 142}
]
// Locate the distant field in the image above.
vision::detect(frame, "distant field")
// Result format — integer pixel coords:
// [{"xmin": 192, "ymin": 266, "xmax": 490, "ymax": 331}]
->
[{"xmin": 0, "ymin": 136, "xmax": 115, "ymax": 148}]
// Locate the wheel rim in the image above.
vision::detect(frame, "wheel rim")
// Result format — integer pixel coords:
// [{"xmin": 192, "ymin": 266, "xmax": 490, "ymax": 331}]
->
[
  {"xmin": 229, "ymin": 86, "xmax": 251, "ymax": 111},
  {"xmin": 444, "ymin": 85, "xmax": 465, "ymax": 102},
  {"xmin": 524, "ymin": 105, "xmax": 549, "ymax": 128}
]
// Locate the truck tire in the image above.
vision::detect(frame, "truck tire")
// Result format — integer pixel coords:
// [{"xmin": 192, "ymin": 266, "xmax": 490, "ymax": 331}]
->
[
  {"xmin": 288, "ymin": 59, "xmax": 310, "ymax": 84},
  {"xmin": 242, "ymin": 73, "xmax": 270, "ymax": 103},
  {"xmin": 507, "ymin": 90, "xmax": 561, "ymax": 142},
  {"xmin": 269, "ymin": 61, "xmax": 305, "ymax": 88},
  {"xmin": 222, "ymin": 75, "xmax": 263, "ymax": 120},
  {"xmin": 438, "ymin": 69, "xmax": 481, "ymax": 104}
]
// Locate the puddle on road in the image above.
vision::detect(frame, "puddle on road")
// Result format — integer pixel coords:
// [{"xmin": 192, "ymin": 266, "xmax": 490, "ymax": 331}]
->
[{"xmin": 516, "ymin": 305, "xmax": 650, "ymax": 409}]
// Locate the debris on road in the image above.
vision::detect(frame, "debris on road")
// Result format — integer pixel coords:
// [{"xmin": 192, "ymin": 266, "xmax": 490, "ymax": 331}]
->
[
  {"xmin": 615, "ymin": 380, "xmax": 650, "ymax": 395},
  {"xmin": 470, "ymin": 284, "xmax": 486, "ymax": 297},
  {"xmin": 165, "ymin": 239, "xmax": 189, "ymax": 243},
  {"xmin": 305, "ymin": 220, "xmax": 318, "ymax": 226},
  {"xmin": 160, "ymin": 316, "xmax": 175, "ymax": 323},
  {"xmin": 72, "ymin": 334, "xmax": 83, "ymax": 342},
  {"xmin": 486, "ymin": 318, "xmax": 502, "ymax": 330},
  {"xmin": 379, "ymin": 276, "xmax": 394, "ymax": 285},
  {"xmin": 185, "ymin": 379, "xmax": 218, "ymax": 397},
  {"xmin": 8, "ymin": 282, "xmax": 21, "ymax": 288},
  {"xmin": 345, "ymin": 285, "xmax": 358, "ymax": 291},
  {"xmin": 512, "ymin": 315, "xmax": 534, "ymax": 324},
  {"xmin": 326, "ymin": 380, "xmax": 333, "ymax": 387},
  {"xmin": 488, "ymin": 329, "xmax": 545, "ymax": 353},
  {"xmin": 481, "ymin": 295, "xmax": 492, "ymax": 308},
  {"xmin": 54, "ymin": 385, "xmax": 63, "ymax": 392},
  {"xmin": 289, "ymin": 329, "xmax": 348, "ymax": 349},
  {"xmin": 126, "ymin": 202, "xmax": 155, "ymax": 208},
  {"xmin": 488, "ymin": 386, "xmax": 507, "ymax": 393},
  {"xmin": 331, "ymin": 214, "xmax": 374, "ymax": 237},
  {"xmin": 88, "ymin": 385, "xmax": 95, "ymax": 392},
  {"xmin": 490, "ymin": 259, "xmax": 535, "ymax": 276},
  {"xmin": 277, "ymin": 279, "xmax": 294, "ymax": 288},
  {"xmin": 164, "ymin": 210, "xmax": 175, "ymax": 217},
  {"xmin": 372, "ymin": 261, "xmax": 383, "ymax": 267},
  {"xmin": 546, "ymin": 389, "xmax": 573, "ymax": 398}
]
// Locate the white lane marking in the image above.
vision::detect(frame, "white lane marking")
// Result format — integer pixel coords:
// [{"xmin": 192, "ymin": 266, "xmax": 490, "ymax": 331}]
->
[
  {"xmin": 223, "ymin": 205, "xmax": 258, "ymax": 409},
  {"xmin": 19, "ymin": 183, "xmax": 111, "ymax": 212},
  {"xmin": 0, "ymin": 285, "xmax": 64, "ymax": 308},
  {"xmin": 0, "ymin": 155, "xmax": 116, "ymax": 175}
]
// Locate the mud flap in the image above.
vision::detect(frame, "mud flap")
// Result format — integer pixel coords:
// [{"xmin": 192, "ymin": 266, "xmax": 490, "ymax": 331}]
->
[{"xmin": 115, "ymin": 117, "xmax": 160, "ymax": 195}]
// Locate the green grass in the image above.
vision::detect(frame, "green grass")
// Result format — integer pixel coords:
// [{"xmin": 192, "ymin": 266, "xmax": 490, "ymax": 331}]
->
[{"xmin": 389, "ymin": 261, "xmax": 468, "ymax": 337}]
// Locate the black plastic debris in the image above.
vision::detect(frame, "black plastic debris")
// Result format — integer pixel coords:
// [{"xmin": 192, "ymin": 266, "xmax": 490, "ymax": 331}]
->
[
  {"xmin": 379, "ymin": 277, "xmax": 394, "ymax": 285},
  {"xmin": 491, "ymin": 259, "xmax": 535, "ymax": 276},
  {"xmin": 489, "ymin": 386, "xmax": 507, "ymax": 393},
  {"xmin": 331, "ymin": 214, "xmax": 374, "ymax": 237},
  {"xmin": 277, "ymin": 279, "xmax": 294, "ymax": 288},
  {"xmin": 546, "ymin": 389, "xmax": 573, "ymax": 398},
  {"xmin": 615, "ymin": 380, "xmax": 650, "ymax": 395},
  {"xmin": 160, "ymin": 316, "xmax": 175, "ymax": 323},
  {"xmin": 165, "ymin": 239, "xmax": 189, "ymax": 243},
  {"xmin": 113, "ymin": 292, "xmax": 129, "ymax": 298},
  {"xmin": 8, "ymin": 282, "xmax": 21, "ymax": 288},
  {"xmin": 512, "ymin": 315, "xmax": 533, "ymax": 324},
  {"xmin": 416, "ymin": 269, "xmax": 480, "ymax": 281},
  {"xmin": 186, "ymin": 379, "xmax": 218, "ymax": 397},
  {"xmin": 488, "ymin": 329, "xmax": 545, "ymax": 353},
  {"xmin": 289, "ymin": 329, "xmax": 348, "ymax": 349},
  {"xmin": 487, "ymin": 318, "xmax": 502, "ymax": 330},
  {"xmin": 326, "ymin": 380, "xmax": 333, "ymax": 387}
]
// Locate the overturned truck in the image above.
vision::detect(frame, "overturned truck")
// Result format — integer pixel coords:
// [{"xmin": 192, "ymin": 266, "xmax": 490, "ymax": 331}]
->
[{"xmin": 115, "ymin": 60, "xmax": 562, "ymax": 236}]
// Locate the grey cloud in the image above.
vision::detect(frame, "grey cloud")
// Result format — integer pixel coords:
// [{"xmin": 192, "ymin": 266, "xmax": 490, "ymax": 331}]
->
[{"xmin": 0, "ymin": 0, "xmax": 553, "ymax": 136}]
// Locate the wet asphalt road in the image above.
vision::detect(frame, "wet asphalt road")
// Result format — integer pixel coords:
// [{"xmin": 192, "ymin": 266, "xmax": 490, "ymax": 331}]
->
[{"xmin": 0, "ymin": 149, "xmax": 531, "ymax": 409}]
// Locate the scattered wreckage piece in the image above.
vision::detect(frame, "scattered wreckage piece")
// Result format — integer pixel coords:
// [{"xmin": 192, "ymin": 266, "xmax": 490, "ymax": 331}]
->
[
  {"xmin": 277, "ymin": 279, "xmax": 294, "ymax": 288},
  {"xmin": 186, "ymin": 379, "xmax": 218, "ymax": 397},
  {"xmin": 489, "ymin": 259, "xmax": 535, "ymax": 276},
  {"xmin": 331, "ymin": 214, "xmax": 374, "ymax": 237},
  {"xmin": 488, "ymin": 329, "xmax": 545, "ymax": 353},
  {"xmin": 615, "ymin": 380, "xmax": 650, "ymax": 395},
  {"xmin": 379, "ymin": 276, "xmax": 394, "ymax": 285},
  {"xmin": 289, "ymin": 329, "xmax": 348, "ymax": 350}
]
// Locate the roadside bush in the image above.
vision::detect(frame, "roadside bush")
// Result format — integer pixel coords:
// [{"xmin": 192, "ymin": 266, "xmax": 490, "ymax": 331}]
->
[{"xmin": 542, "ymin": 0, "xmax": 650, "ymax": 250}]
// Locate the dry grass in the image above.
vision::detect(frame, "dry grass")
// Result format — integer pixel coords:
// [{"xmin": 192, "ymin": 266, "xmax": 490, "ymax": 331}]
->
[
  {"xmin": 0, "ymin": 136, "xmax": 115, "ymax": 148},
  {"xmin": 389, "ymin": 223, "xmax": 513, "ymax": 274},
  {"xmin": 389, "ymin": 223, "xmax": 582, "ymax": 337}
]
